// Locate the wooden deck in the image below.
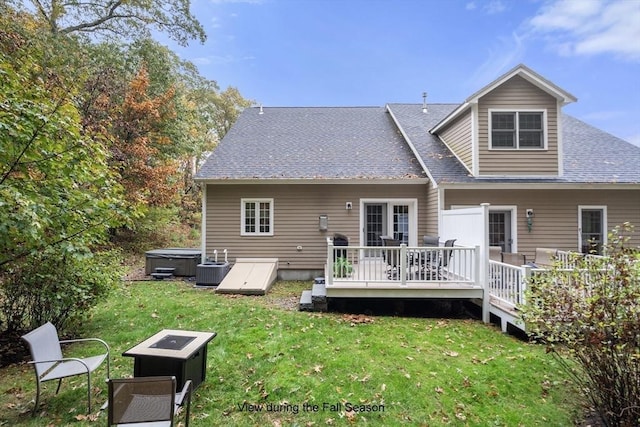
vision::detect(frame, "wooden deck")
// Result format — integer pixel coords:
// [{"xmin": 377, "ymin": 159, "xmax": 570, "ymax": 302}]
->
[
  {"xmin": 311, "ymin": 243, "xmax": 602, "ymax": 333},
  {"xmin": 326, "ymin": 257, "xmax": 483, "ymax": 299},
  {"xmin": 324, "ymin": 247, "xmax": 491, "ymax": 323}
]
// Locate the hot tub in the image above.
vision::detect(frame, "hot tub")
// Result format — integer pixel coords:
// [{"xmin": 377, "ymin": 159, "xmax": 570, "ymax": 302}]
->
[{"xmin": 145, "ymin": 248, "xmax": 202, "ymax": 277}]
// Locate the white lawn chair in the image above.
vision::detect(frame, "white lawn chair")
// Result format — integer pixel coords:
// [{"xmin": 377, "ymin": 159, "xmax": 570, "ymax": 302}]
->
[{"xmin": 21, "ymin": 322, "xmax": 110, "ymax": 415}]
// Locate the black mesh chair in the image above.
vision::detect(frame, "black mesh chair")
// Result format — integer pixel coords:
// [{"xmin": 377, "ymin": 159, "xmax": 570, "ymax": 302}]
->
[
  {"xmin": 422, "ymin": 239, "xmax": 456, "ymax": 280},
  {"xmin": 422, "ymin": 235, "xmax": 440, "ymax": 246},
  {"xmin": 107, "ymin": 376, "xmax": 192, "ymax": 427},
  {"xmin": 380, "ymin": 236, "xmax": 401, "ymax": 279}
]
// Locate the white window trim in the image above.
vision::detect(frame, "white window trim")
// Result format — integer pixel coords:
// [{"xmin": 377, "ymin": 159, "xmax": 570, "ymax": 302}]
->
[
  {"xmin": 578, "ymin": 205, "xmax": 607, "ymax": 254},
  {"xmin": 359, "ymin": 198, "xmax": 418, "ymax": 247},
  {"xmin": 488, "ymin": 109, "xmax": 548, "ymax": 150},
  {"xmin": 241, "ymin": 198, "xmax": 274, "ymax": 236}
]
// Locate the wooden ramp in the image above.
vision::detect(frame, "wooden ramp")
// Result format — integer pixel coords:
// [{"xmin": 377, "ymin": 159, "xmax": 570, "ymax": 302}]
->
[{"xmin": 215, "ymin": 258, "xmax": 278, "ymax": 295}]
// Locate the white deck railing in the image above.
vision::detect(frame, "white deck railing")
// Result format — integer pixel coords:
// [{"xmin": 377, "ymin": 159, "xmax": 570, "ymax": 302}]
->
[
  {"xmin": 489, "ymin": 252, "xmax": 610, "ymax": 310},
  {"xmin": 555, "ymin": 250, "xmax": 605, "ymax": 269},
  {"xmin": 326, "ymin": 240, "xmax": 479, "ymax": 287},
  {"xmin": 488, "ymin": 261, "xmax": 527, "ymax": 308}
]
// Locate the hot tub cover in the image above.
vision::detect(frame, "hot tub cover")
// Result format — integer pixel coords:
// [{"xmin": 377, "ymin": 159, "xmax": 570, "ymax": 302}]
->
[{"xmin": 145, "ymin": 248, "xmax": 202, "ymax": 258}]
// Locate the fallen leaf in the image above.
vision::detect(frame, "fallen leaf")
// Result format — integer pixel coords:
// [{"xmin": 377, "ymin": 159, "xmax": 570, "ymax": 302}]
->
[{"xmin": 435, "ymin": 387, "xmax": 444, "ymax": 394}]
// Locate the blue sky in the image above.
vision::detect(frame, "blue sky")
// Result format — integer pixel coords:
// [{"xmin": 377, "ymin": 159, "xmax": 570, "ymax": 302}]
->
[{"xmin": 165, "ymin": 0, "xmax": 640, "ymax": 146}]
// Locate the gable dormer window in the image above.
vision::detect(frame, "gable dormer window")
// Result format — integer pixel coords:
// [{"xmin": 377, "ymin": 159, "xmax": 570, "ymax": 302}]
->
[{"xmin": 490, "ymin": 110, "xmax": 546, "ymax": 149}]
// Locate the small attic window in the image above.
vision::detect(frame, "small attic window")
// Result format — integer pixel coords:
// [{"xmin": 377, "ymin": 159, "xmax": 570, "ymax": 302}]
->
[{"xmin": 490, "ymin": 110, "xmax": 546, "ymax": 149}]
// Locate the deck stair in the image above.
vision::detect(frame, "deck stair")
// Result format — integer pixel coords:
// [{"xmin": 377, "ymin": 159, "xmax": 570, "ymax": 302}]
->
[
  {"xmin": 299, "ymin": 277, "xmax": 328, "ymax": 312},
  {"xmin": 150, "ymin": 267, "xmax": 175, "ymax": 280}
]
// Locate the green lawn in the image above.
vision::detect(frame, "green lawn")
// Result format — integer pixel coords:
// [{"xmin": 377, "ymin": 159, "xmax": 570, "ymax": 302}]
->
[{"xmin": 0, "ymin": 280, "xmax": 581, "ymax": 426}]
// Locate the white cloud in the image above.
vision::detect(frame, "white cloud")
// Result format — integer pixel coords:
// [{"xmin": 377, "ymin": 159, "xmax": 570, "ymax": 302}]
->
[
  {"xmin": 200, "ymin": 54, "xmax": 256, "ymax": 66},
  {"xmin": 485, "ymin": 0, "xmax": 506, "ymax": 14},
  {"xmin": 468, "ymin": 32, "xmax": 525, "ymax": 90},
  {"xmin": 191, "ymin": 56, "xmax": 213, "ymax": 65},
  {"xmin": 528, "ymin": 0, "xmax": 640, "ymax": 61},
  {"xmin": 466, "ymin": 0, "xmax": 506, "ymax": 14}
]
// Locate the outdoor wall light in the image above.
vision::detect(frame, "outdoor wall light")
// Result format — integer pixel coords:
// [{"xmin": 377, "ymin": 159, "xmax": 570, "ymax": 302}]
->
[
  {"xmin": 526, "ymin": 209, "xmax": 534, "ymax": 232},
  {"xmin": 319, "ymin": 215, "xmax": 328, "ymax": 231}
]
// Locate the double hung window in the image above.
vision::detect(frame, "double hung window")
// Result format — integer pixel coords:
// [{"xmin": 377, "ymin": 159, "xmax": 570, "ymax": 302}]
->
[{"xmin": 490, "ymin": 111, "xmax": 545, "ymax": 149}]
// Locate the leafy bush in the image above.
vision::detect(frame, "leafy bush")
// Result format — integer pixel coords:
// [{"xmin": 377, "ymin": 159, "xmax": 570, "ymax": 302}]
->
[
  {"xmin": 333, "ymin": 257, "xmax": 353, "ymax": 278},
  {"xmin": 0, "ymin": 248, "xmax": 123, "ymax": 335},
  {"xmin": 520, "ymin": 223, "xmax": 640, "ymax": 427}
]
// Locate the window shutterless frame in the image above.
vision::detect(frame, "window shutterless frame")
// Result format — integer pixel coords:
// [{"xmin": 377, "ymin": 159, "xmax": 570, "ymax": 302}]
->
[
  {"xmin": 488, "ymin": 109, "xmax": 547, "ymax": 150},
  {"xmin": 578, "ymin": 205, "xmax": 607, "ymax": 255},
  {"xmin": 241, "ymin": 198, "xmax": 274, "ymax": 236}
]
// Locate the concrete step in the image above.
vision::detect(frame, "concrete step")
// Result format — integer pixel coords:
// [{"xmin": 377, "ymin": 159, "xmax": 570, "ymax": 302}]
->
[
  {"xmin": 299, "ymin": 290, "xmax": 313, "ymax": 311},
  {"xmin": 311, "ymin": 282, "xmax": 327, "ymax": 303}
]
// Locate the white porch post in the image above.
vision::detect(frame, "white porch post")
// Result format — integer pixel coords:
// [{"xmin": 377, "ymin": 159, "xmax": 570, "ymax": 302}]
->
[
  {"xmin": 400, "ymin": 244, "xmax": 407, "ymax": 286},
  {"xmin": 200, "ymin": 183, "xmax": 207, "ymax": 263},
  {"xmin": 480, "ymin": 203, "xmax": 491, "ymax": 324},
  {"xmin": 521, "ymin": 265, "xmax": 532, "ymax": 306},
  {"xmin": 479, "ymin": 245, "xmax": 490, "ymax": 324},
  {"xmin": 326, "ymin": 238, "xmax": 334, "ymax": 286}
]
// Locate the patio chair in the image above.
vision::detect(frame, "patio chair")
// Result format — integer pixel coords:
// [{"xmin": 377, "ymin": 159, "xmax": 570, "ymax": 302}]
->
[
  {"xmin": 489, "ymin": 246, "xmax": 502, "ymax": 261},
  {"xmin": 416, "ymin": 235, "xmax": 441, "ymax": 271},
  {"xmin": 107, "ymin": 376, "xmax": 192, "ymax": 427},
  {"xmin": 422, "ymin": 239, "xmax": 457, "ymax": 280},
  {"xmin": 21, "ymin": 321, "xmax": 110, "ymax": 415},
  {"xmin": 501, "ymin": 252, "xmax": 527, "ymax": 266},
  {"xmin": 422, "ymin": 235, "xmax": 440, "ymax": 246},
  {"xmin": 531, "ymin": 247, "xmax": 558, "ymax": 268},
  {"xmin": 380, "ymin": 235, "xmax": 402, "ymax": 279}
]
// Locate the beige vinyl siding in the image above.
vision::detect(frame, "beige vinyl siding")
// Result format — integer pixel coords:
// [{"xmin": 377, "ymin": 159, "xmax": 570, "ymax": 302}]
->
[
  {"xmin": 438, "ymin": 109, "xmax": 473, "ymax": 171},
  {"xmin": 477, "ymin": 75, "xmax": 559, "ymax": 176},
  {"xmin": 205, "ymin": 183, "xmax": 431, "ymax": 271},
  {"xmin": 425, "ymin": 184, "xmax": 439, "ymax": 237},
  {"xmin": 444, "ymin": 188, "xmax": 640, "ymax": 261}
]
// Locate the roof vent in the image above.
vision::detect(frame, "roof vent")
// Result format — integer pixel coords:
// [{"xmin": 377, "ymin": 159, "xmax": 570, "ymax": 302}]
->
[
  {"xmin": 422, "ymin": 92, "xmax": 428, "ymax": 113},
  {"xmin": 258, "ymin": 105, "xmax": 264, "ymax": 115}
]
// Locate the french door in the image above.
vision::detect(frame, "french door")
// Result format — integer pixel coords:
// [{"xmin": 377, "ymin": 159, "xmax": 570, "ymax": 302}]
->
[{"xmin": 363, "ymin": 200, "xmax": 417, "ymax": 247}]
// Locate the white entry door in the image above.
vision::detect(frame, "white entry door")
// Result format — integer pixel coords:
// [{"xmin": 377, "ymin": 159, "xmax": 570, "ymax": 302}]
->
[{"xmin": 579, "ymin": 206, "xmax": 607, "ymax": 254}]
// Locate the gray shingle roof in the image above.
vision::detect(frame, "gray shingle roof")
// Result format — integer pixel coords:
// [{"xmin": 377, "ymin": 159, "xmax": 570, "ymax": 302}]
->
[
  {"xmin": 195, "ymin": 107, "xmax": 427, "ymax": 180},
  {"xmin": 196, "ymin": 104, "xmax": 640, "ymax": 185},
  {"xmin": 387, "ymin": 103, "xmax": 640, "ymax": 185}
]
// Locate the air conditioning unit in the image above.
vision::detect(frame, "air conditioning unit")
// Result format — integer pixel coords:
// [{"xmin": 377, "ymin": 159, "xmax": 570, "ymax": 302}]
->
[{"xmin": 195, "ymin": 262, "xmax": 230, "ymax": 286}]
